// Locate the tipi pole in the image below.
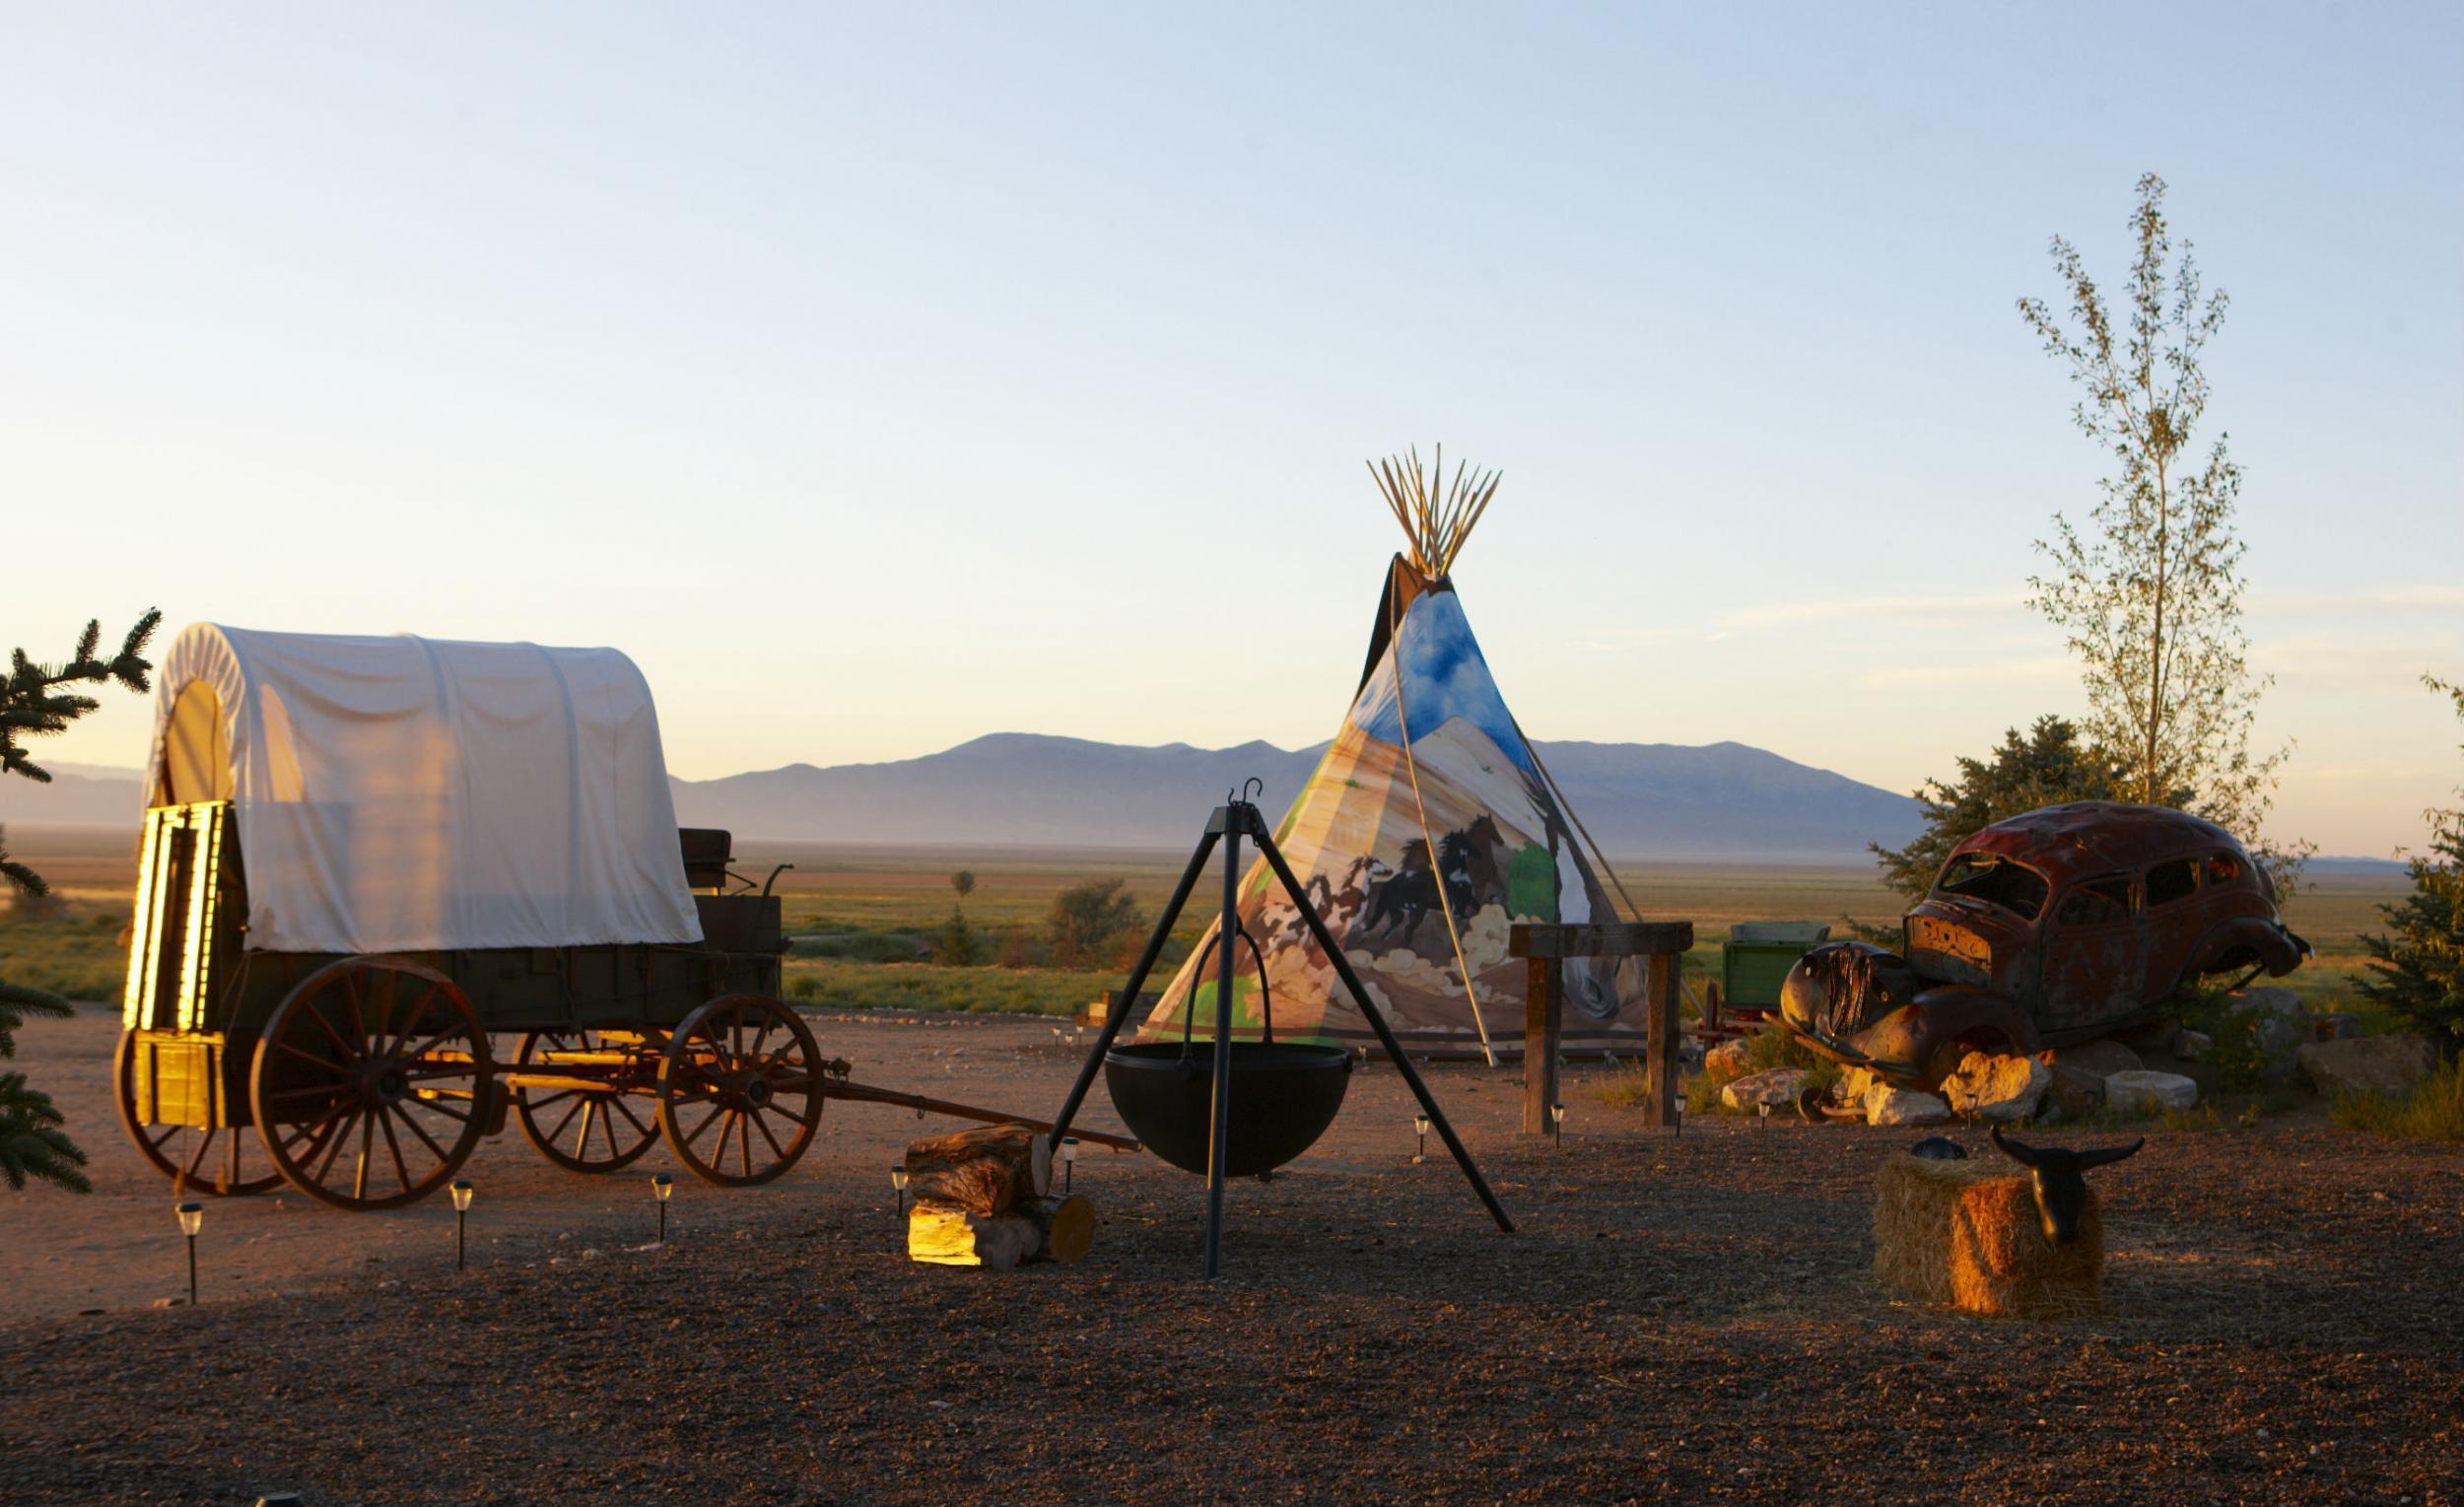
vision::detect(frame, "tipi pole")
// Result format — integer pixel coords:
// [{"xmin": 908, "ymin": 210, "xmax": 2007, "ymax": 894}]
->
[
  {"xmin": 1201, "ymin": 801, "xmax": 1244, "ymax": 1277},
  {"xmin": 1046, "ymin": 818, "xmax": 1221, "ymax": 1150},
  {"xmin": 1248, "ymin": 807, "xmax": 1516, "ymax": 1234}
]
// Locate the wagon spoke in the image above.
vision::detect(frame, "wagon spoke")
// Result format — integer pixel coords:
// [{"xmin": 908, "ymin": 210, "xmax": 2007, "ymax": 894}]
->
[
  {"xmin": 376, "ymin": 1104, "xmax": 413, "ymax": 1193},
  {"xmin": 267, "ymin": 1083, "xmax": 353, "ymax": 1104},
  {"xmin": 276, "ymin": 1040, "xmax": 354, "ymax": 1078},
  {"xmin": 415, "ymin": 1095, "xmax": 473, "ymax": 1124},
  {"xmin": 682, "ymin": 1102, "xmax": 728, "ymax": 1151},
  {"xmin": 570, "ymin": 1100, "xmax": 599, "ymax": 1160},
  {"xmin": 607, "ymin": 1095, "xmax": 651, "ymax": 1139},
  {"xmin": 310, "ymin": 1110, "xmax": 362, "ymax": 1185},
  {"xmin": 392, "ymin": 1101, "xmax": 451, "ymax": 1165},
  {"xmin": 542, "ymin": 1094, "xmax": 588, "ymax": 1148},
  {"xmin": 397, "ymin": 1020, "xmax": 463, "ymax": 1065},
  {"xmin": 182, "ymin": 1126, "xmax": 221, "ymax": 1182},
  {"xmin": 303, "ymin": 1003, "xmax": 363, "ymax": 1064},
  {"xmin": 750, "ymin": 1107, "xmax": 790, "ymax": 1161}
]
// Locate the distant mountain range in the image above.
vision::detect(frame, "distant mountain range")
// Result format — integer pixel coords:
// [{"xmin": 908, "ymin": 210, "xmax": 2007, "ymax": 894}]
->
[
  {"xmin": 664, "ymin": 733, "xmax": 1925, "ymax": 860},
  {"xmin": 5, "ymin": 737, "xmax": 2409, "ymax": 869}
]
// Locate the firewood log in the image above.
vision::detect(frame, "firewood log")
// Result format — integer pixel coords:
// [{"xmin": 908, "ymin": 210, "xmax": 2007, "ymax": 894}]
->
[
  {"xmin": 1009, "ymin": 1194, "xmax": 1095, "ymax": 1265},
  {"xmin": 905, "ymin": 1193, "xmax": 1094, "ymax": 1268},
  {"xmin": 907, "ymin": 1203, "xmax": 1041, "ymax": 1268},
  {"xmin": 903, "ymin": 1123, "xmax": 1050, "ymax": 1216}
]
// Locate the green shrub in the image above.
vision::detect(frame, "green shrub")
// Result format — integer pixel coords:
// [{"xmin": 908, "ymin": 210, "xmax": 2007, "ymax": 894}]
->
[
  {"xmin": 2332, "ymin": 1057, "xmax": 2464, "ymax": 1142},
  {"xmin": 2178, "ymin": 990, "xmax": 2270, "ymax": 1092},
  {"xmin": 1681, "ymin": 1023, "xmax": 1837, "ymax": 1117}
]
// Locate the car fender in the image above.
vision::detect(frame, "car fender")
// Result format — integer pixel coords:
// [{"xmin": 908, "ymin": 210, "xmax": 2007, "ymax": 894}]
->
[
  {"xmin": 1899, "ymin": 985, "xmax": 2038, "ymax": 1086},
  {"xmin": 2183, "ymin": 916, "xmax": 2311, "ymax": 984}
]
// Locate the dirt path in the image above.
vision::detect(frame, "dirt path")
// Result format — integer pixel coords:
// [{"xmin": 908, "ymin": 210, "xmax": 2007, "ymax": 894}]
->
[{"xmin": 3, "ymin": 1005, "xmax": 2458, "ymax": 1504}]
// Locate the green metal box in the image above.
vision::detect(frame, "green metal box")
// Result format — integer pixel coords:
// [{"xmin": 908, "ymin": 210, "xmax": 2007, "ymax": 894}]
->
[{"xmin": 1719, "ymin": 922, "xmax": 1831, "ymax": 1010}]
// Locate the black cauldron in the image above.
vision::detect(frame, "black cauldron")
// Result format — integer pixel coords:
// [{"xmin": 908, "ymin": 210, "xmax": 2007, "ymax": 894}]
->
[{"xmin": 1104, "ymin": 1041, "xmax": 1352, "ymax": 1177}]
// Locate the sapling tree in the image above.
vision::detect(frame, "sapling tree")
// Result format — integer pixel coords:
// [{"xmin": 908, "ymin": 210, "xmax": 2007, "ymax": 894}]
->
[
  {"xmin": 2019, "ymin": 172, "xmax": 2308, "ymax": 890},
  {"xmin": 937, "ymin": 868, "xmax": 983, "ymax": 965},
  {"xmin": 2, "ymin": 610, "xmax": 161, "ymax": 1192}
]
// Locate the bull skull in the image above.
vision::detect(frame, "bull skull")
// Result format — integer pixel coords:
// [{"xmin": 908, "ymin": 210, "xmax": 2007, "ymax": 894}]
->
[{"xmin": 1989, "ymin": 1127, "xmax": 2144, "ymax": 1246}]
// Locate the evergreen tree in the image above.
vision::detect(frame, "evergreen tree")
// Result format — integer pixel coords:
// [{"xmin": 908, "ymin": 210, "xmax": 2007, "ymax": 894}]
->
[
  {"xmin": 2360, "ymin": 677, "xmax": 2464, "ymax": 1057},
  {"xmin": 1871, "ymin": 717, "xmax": 2128, "ymax": 903},
  {"xmin": 1, "ymin": 610, "xmax": 161, "ymax": 1193}
]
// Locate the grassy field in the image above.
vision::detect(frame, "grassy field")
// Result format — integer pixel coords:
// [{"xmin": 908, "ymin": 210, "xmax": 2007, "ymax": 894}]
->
[{"xmin": 0, "ymin": 824, "xmax": 2417, "ymax": 1024}]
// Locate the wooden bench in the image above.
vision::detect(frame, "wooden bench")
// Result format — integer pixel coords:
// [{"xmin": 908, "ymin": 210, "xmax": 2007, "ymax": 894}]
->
[{"xmin": 1509, "ymin": 921, "xmax": 1694, "ymax": 1132}]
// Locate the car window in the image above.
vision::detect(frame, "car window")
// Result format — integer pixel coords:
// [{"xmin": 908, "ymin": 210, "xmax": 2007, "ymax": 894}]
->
[
  {"xmin": 2147, "ymin": 857, "xmax": 2200, "ymax": 908},
  {"xmin": 2205, "ymin": 853, "xmax": 2246, "ymax": 888},
  {"xmin": 1933, "ymin": 854, "xmax": 2049, "ymax": 919},
  {"xmin": 2057, "ymin": 876, "xmax": 2135, "ymax": 926}
]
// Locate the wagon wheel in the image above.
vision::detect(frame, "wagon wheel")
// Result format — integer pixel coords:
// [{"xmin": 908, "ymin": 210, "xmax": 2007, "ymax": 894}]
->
[
  {"xmin": 248, "ymin": 957, "xmax": 493, "ymax": 1211},
  {"xmin": 513, "ymin": 1030, "xmax": 660, "ymax": 1173},
  {"xmin": 109, "ymin": 1029, "xmax": 287, "ymax": 1197},
  {"xmin": 656, "ymin": 994, "xmax": 823, "ymax": 1188}
]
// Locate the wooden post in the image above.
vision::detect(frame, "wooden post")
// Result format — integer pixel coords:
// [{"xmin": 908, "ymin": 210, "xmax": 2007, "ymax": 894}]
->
[
  {"xmin": 1520, "ymin": 955, "xmax": 1561, "ymax": 1135},
  {"xmin": 1511, "ymin": 921, "xmax": 1695, "ymax": 1136},
  {"xmin": 1643, "ymin": 953, "xmax": 1679, "ymax": 1130}
]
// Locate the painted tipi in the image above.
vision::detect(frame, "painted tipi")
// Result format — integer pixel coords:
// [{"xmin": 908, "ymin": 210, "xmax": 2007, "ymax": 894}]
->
[{"xmin": 1137, "ymin": 450, "xmax": 1646, "ymax": 1061}]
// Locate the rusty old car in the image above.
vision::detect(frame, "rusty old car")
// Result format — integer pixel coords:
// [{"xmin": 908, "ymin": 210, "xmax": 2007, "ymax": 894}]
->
[{"xmin": 1778, "ymin": 801, "xmax": 2309, "ymax": 1086}]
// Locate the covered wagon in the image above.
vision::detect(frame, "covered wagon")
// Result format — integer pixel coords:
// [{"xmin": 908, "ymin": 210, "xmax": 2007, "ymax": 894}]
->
[{"xmin": 113, "ymin": 624, "xmax": 820, "ymax": 1209}]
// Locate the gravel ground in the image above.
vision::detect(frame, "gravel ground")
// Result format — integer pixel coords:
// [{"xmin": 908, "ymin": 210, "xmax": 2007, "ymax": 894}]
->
[{"xmin": 3, "ymin": 1009, "xmax": 2459, "ymax": 1505}]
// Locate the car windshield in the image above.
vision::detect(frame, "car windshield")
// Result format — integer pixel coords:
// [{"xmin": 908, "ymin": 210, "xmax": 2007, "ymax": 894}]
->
[{"xmin": 1932, "ymin": 854, "xmax": 2049, "ymax": 920}]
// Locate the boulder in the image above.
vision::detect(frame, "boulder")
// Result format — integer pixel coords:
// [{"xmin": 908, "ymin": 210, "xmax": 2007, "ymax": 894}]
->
[
  {"xmin": 2105, "ymin": 1069, "xmax": 2199, "ymax": 1116},
  {"xmin": 2049, "ymin": 1039, "xmax": 2144, "ymax": 1079},
  {"xmin": 1866, "ymin": 1087, "xmax": 1953, "ymax": 1128},
  {"xmin": 1722, "ymin": 1067, "xmax": 1810, "ymax": 1111},
  {"xmin": 2173, "ymin": 1029, "xmax": 2213, "ymax": 1062},
  {"xmin": 1940, "ymin": 1052, "xmax": 2050, "ymax": 1123},
  {"xmin": 1704, "ymin": 1038, "xmax": 1753, "ymax": 1080},
  {"xmin": 2297, "ymin": 1036, "xmax": 2438, "ymax": 1100},
  {"xmin": 2114, "ymin": 1016, "xmax": 2180, "ymax": 1057},
  {"xmin": 2225, "ymin": 987, "xmax": 2312, "ymax": 1080},
  {"xmin": 2310, "ymin": 1011, "xmax": 2363, "ymax": 1042},
  {"xmin": 2044, "ymin": 1064, "xmax": 2106, "ymax": 1122},
  {"xmin": 1835, "ymin": 1066, "xmax": 1883, "ymax": 1106}
]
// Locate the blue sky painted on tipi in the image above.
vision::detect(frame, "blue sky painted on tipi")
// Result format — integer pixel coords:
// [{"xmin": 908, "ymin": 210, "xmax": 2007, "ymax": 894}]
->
[{"xmin": 1344, "ymin": 587, "xmax": 1537, "ymax": 774}]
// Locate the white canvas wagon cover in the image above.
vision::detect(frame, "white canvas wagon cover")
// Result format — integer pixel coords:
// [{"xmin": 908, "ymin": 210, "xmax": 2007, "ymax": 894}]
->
[{"xmin": 146, "ymin": 623, "xmax": 704, "ymax": 954}]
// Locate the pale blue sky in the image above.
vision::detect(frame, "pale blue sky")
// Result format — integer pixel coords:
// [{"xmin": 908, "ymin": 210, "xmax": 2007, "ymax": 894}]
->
[{"xmin": 4, "ymin": 3, "xmax": 2457, "ymax": 855}]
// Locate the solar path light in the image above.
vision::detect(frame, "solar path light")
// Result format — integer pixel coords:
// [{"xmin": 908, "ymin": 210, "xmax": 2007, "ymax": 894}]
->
[
  {"xmin": 176, "ymin": 1200, "xmax": 203, "ymax": 1305},
  {"xmin": 450, "ymin": 1180, "xmax": 475, "ymax": 1269},
  {"xmin": 1411, "ymin": 1114, "xmax": 1430, "ymax": 1164},
  {"xmin": 651, "ymin": 1172, "xmax": 673, "ymax": 1244},
  {"xmin": 891, "ymin": 1163, "xmax": 910, "ymax": 1219},
  {"xmin": 1550, "ymin": 1102, "xmax": 1566, "ymax": 1149},
  {"xmin": 1061, "ymin": 1136, "xmax": 1078, "ymax": 1192}
]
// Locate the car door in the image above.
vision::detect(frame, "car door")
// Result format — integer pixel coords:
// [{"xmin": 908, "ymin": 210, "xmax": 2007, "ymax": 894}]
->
[
  {"xmin": 2140, "ymin": 856, "xmax": 2206, "ymax": 1001},
  {"xmin": 2040, "ymin": 873, "xmax": 2143, "ymax": 1032}
]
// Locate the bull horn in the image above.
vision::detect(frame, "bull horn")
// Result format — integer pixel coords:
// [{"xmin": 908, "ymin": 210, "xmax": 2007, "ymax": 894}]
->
[
  {"xmin": 1989, "ymin": 1126, "xmax": 2039, "ymax": 1167},
  {"xmin": 2077, "ymin": 1136, "xmax": 2146, "ymax": 1169}
]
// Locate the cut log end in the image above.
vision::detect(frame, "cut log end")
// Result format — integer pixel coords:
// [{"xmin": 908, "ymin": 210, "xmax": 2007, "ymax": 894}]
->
[{"xmin": 904, "ymin": 1123, "xmax": 1050, "ymax": 1216}]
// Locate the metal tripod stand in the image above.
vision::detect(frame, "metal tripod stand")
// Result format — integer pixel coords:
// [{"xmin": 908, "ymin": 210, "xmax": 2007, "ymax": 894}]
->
[{"xmin": 1048, "ymin": 791, "xmax": 1516, "ymax": 1276}]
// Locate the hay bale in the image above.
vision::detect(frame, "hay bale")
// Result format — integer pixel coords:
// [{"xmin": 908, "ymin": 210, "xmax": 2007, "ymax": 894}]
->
[{"xmin": 1874, "ymin": 1154, "xmax": 2103, "ymax": 1320}]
